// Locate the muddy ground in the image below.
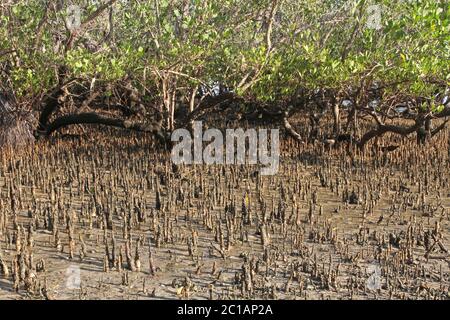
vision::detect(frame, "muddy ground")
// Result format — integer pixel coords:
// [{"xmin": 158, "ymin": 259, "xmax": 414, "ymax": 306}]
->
[{"xmin": 0, "ymin": 120, "xmax": 449, "ymax": 300}]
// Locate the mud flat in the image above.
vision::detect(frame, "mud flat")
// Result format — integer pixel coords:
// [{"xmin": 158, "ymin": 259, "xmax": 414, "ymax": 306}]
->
[{"xmin": 0, "ymin": 126, "xmax": 449, "ymax": 300}]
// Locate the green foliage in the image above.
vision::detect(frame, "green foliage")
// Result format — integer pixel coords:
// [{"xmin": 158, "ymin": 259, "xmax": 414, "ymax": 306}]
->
[{"xmin": 1, "ymin": 0, "xmax": 449, "ymax": 106}]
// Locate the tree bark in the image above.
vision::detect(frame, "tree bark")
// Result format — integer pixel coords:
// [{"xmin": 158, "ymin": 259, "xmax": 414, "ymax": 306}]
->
[
  {"xmin": 184, "ymin": 92, "xmax": 237, "ymax": 125},
  {"xmin": 36, "ymin": 68, "xmax": 74, "ymax": 133},
  {"xmin": 431, "ymin": 119, "xmax": 449, "ymax": 138},
  {"xmin": 282, "ymin": 113, "xmax": 302, "ymax": 142},
  {"xmin": 45, "ymin": 112, "xmax": 168, "ymax": 144},
  {"xmin": 358, "ymin": 119, "xmax": 423, "ymax": 149},
  {"xmin": 333, "ymin": 103, "xmax": 340, "ymax": 135}
]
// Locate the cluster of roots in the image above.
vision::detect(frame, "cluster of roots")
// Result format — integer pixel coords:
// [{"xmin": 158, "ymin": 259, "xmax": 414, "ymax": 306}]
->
[{"xmin": 0, "ymin": 118, "xmax": 448, "ymax": 300}]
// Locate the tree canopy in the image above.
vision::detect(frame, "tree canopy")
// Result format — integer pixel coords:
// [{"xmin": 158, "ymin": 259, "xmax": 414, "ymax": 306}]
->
[{"xmin": 0, "ymin": 0, "xmax": 449, "ymax": 147}]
